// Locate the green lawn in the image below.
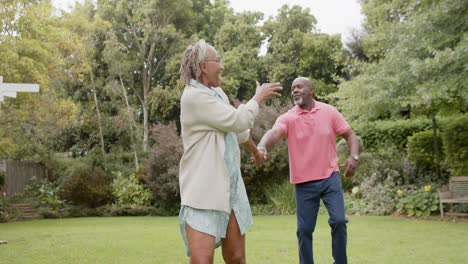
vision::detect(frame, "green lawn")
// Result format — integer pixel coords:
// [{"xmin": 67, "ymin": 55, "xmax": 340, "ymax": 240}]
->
[{"xmin": 0, "ymin": 215, "xmax": 467, "ymax": 263}]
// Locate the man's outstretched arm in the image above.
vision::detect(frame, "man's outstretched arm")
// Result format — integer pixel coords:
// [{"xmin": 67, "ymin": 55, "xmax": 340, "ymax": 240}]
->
[{"xmin": 255, "ymin": 126, "xmax": 284, "ymax": 166}]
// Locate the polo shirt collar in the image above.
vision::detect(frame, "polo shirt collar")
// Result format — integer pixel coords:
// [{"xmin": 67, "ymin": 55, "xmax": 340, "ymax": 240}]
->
[{"xmin": 294, "ymin": 100, "xmax": 321, "ymax": 115}]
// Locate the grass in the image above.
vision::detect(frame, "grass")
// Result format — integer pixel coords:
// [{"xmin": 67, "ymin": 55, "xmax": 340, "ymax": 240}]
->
[{"xmin": 0, "ymin": 215, "xmax": 467, "ymax": 263}]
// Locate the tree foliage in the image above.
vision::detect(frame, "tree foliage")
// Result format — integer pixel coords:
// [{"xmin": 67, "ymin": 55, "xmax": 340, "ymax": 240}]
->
[
  {"xmin": 0, "ymin": 0, "xmax": 79, "ymax": 159},
  {"xmin": 336, "ymin": 0, "xmax": 468, "ymax": 122}
]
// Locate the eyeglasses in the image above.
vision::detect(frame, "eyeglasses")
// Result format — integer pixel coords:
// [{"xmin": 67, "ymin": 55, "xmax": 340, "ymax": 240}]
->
[{"xmin": 204, "ymin": 58, "xmax": 222, "ymax": 64}]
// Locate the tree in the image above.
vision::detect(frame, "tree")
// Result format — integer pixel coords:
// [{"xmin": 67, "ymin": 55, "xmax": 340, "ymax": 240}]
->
[
  {"xmin": 188, "ymin": 0, "xmax": 233, "ymax": 42},
  {"xmin": 98, "ymin": 0, "xmax": 192, "ymax": 151},
  {"xmin": 260, "ymin": 5, "xmax": 348, "ymax": 101},
  {"xmin": 360, "ymin": 0, "xmax": 420, "ymax": 62},
  {"xmin": 298, "ymin": 33, "xmax": 346, "ymax": 98},
  {"xmin": 45, "ymin": 1, "xmax": 121, "ymax": 166},
  {"xmin": 261, "ymin": 5, "xmax": 317, "ymax": 96},
  {"xmin": 0, "ymin": 0, "xmax": 79, "ymax": 160},
  {"xmin": 336, "ymin": 0, "xmax": 468, "ymax": 177},
  {"xmin": 213, "ymin": 11, "xmax": 264, "ymax": 100},
  {"xmin": 344, "ymin": 29, "xmax": 369, "ymax": 62},
  {"xmin": 336, "ymin": 0, "xmax": 468, "ymax": 122}
]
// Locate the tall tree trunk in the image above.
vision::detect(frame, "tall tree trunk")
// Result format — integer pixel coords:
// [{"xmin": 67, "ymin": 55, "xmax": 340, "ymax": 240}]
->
[
  {"xmin": 119, "ymin": 76, "xmax": 139, "ymax": 170},
  {"xmin": 142, "ymin": 99, "xmax": 148, "ymax": 152},
  {"xmin": 142, "ymin": 43, "xmax": 156, "ymax": 152},
  {"xmin": 431, "ymin": 112, "xmax": 441, "ymax": 178},
  {"xmin": 90, "ymin": 71, "xmax": 105, "ymax": 156},
  {"xmin": 142, "ymin": 81, "xmax": 149, "ymax": 152}
]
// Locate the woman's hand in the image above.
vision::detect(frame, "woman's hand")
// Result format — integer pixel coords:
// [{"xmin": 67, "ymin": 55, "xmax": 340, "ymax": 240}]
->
[{"xmin": 253, "ymin": 81, "xmax": 282, "ymax": 106}]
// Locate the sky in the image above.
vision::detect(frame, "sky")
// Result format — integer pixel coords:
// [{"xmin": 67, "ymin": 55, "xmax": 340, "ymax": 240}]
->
[
  {"xmin": 52, "ymin": 0, "xmax": 364, "ymax": 41},
  {"xmin": 229, "ymin": 0, "xmax": 363, "ymax": 40}
]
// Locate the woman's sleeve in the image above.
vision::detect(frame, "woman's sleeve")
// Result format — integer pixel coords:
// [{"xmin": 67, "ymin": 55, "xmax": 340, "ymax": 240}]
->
[
  {"xmin": 183, "ymin": 90, "xmax": 259, "ymax": 133},
  {"xmin": 236, "ymin": 129, "xmax": 250, "ymax": 144}
]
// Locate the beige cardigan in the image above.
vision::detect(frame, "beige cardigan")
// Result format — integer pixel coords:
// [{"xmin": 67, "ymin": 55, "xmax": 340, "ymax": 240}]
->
[{"xmin": 179, "ymin": 84, "xmax": 259, "ymax": 212}]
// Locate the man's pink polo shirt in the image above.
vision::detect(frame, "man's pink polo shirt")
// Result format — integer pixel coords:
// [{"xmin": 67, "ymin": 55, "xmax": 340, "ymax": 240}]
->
[{"xmin": 274, "ymin": 101, "xmax": 351, "ymax": 184}]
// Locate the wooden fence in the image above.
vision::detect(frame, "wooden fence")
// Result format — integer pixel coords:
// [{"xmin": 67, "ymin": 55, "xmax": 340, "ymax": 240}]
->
[{"xmin": 0, "ymin": 160, "xmax": 45, "ymax": 198}]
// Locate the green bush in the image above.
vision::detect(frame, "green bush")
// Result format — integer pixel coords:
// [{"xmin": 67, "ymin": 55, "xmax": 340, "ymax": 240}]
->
[
  {"xmin": 441, "ymin": 114, "xmax": 468, "ymax": 175},
  {"xmin": 38, "ymin": 208, "xmax": 62, "ymax": 219},
  {"xmin": 142, "ymin": 122, "xmax": 183, "ymax": 215},
  {"xmin": 112, "ymin": 173, "xmax": 151, "ymax": 207},
  {"xmin": 59, "ymin": 162, "xmax": 113, "ymax": 208},
  {"xmin": 396, "ymin": 185, "xmax": 439, "ymax": 217},
  {"xmin": 104, "ymin": 151, "xmax": 141, "ymax": 178},
  {"xmin": 252, "ymin": 181, "xmax": 296, "ymax": 215},
  {"xmin": 354, "ymin": 173, "xmax": 398, "ymax": 215},
  {"xmin": 350, "ymin": 147, "xmax": 408, "ymax": 185},
  {"xmin": 109, "ymin": 206, "xmax": 162, "ymax": 216},
  {"xmin": 61, "ymin": 204, "xmax": 166, "ymax": 217},
  {"xmin": 60, "ymin": 205, "xmax": 111, "ymax": 218},
  {"xmin": 59, "ymin": 206, "xmax": 94, "ymax": 218},
  {"xmin": 407, "ymin": 130, "xmax": 443, "ymax": 169},
  {"xmin": 450, "ymin": 204, "xmax": 468, "ymax": 215},
  {"xmin": 41, "ymin": 157, "xmax": 78, "ymax": 183},
  {"xmin": 407, "ymin": 130, "xmax": 449, "ymax": 184},
  {"xmin": 354, "ymin": 118, "xmax": 431, "ymax": 150},
  {"xmin": 16, "ymin": 177, "xmax": 64, "ymax": 211},
  {"xmin": 0, "ymin": 196, "xmax": 18, "ymax": 222},
  {"xmin": 344, "ymin": 192, "xmax": 370, "ymax": 215}
]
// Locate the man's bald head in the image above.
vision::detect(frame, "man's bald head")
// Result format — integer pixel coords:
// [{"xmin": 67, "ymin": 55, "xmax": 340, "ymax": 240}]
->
[
  {"xmin": 291, "ymin": 77, "xmax": 314, "ymax": 108},
  {"xmin": 292, "ymin": 77, "xmax": 313, "ymax": 90}
]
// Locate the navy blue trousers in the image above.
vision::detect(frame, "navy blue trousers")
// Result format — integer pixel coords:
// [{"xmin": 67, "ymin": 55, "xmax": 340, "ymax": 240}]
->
[{"xmin": 294, "ymin": 172, "xmax": 348, "ymax": 264}]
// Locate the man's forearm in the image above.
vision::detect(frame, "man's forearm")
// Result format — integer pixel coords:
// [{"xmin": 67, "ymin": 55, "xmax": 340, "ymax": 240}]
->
[
  {"xmin": 258, "ymin": 128, "xmax": 282, "ymax": 150},
  {"xmin": 345, "ymin": 130, "xmax": 359, "ymax": 156}
]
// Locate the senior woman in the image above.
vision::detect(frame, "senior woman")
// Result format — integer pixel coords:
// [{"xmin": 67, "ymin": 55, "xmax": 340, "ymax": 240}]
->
[{"xmin": 178, "ymin": 39, "xmax": 281, "ymax": 264}]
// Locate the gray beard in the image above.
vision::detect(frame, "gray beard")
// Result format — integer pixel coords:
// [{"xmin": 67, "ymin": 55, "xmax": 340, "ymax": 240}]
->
[{"xmin": 293, "ymin": 97, "xmax": 303, "ymax": 106}]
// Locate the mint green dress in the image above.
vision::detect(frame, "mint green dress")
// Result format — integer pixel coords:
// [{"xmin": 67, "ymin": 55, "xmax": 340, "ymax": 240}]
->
[{"xmin": 178, "ymin": 80, "xmax": 253, "ymax": 256}]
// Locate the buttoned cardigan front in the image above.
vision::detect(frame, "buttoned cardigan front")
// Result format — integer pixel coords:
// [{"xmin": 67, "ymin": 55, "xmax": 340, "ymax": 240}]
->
[{"xmin": 179, "ymin": 83, "xmax": 259, "ymax": 212}]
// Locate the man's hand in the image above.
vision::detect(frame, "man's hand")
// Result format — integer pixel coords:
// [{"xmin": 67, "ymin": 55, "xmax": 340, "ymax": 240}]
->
[
  {"xmin": 341, "ymin": 129, "xmax": 359, "ymax": 178},
  {"xmin": 343, "ymin": 157, "xmax": 357, "ymax": 178}
]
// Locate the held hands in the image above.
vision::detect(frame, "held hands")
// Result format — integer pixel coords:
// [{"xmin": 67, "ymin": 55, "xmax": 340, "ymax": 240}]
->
[
  {"xmin": 251, "ymin": 148, "xmax": 267, "ymax": 169},
  {"xmin": 253, "ymin": 81, "xmax": 282, "ymax": 106}
]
